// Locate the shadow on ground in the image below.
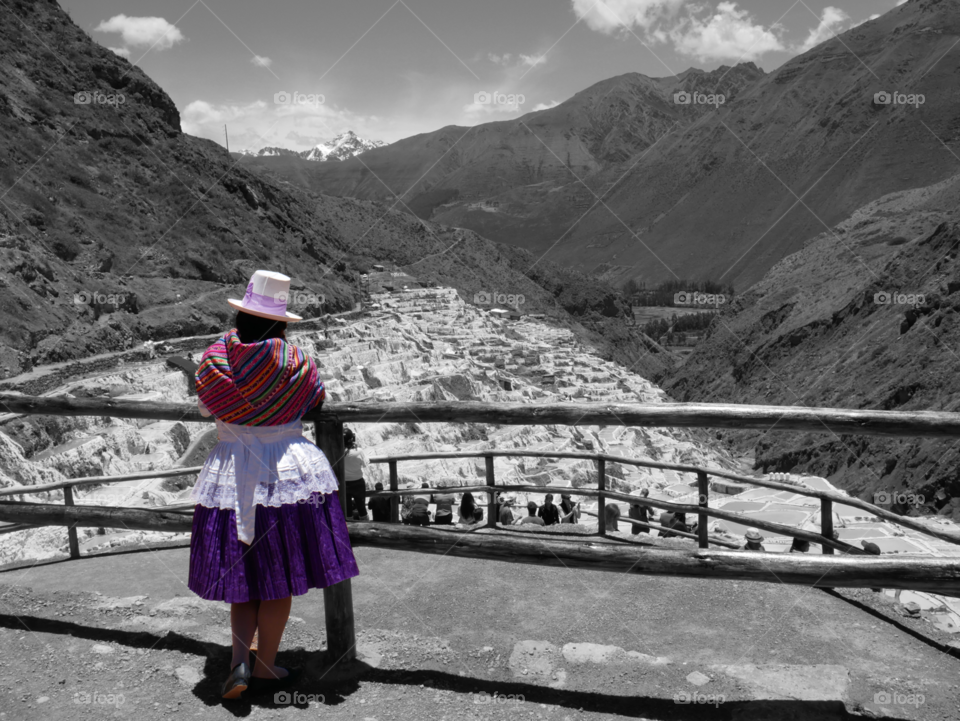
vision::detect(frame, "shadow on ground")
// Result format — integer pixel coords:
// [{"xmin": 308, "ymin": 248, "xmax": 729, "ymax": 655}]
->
[{"xmin": 0, "ymin": 613, "xmax": 906, "ymax": 720}]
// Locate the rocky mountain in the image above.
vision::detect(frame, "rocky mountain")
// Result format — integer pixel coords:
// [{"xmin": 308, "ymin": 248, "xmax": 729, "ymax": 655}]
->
[
  {"xmin": 244, "ymin": 63, "xmax": 762, "ymax": 221},
  {"xmin": 250, "ymin": 0, "xmax": 960, "ymax": 292},
  {"xmin": 299, "ymin": 130, "xmax": 385, "ymax": 162},
  {"xmin": 663, "ymin": 169, "xmax": 960, "ymax": 505},
  {"xmin": 0, "ymin": 0, "xmax": 663, "ymax": 380},
  {"xmin": 256, "ymin": 146, "xmax": 300, "ymax": 158}
]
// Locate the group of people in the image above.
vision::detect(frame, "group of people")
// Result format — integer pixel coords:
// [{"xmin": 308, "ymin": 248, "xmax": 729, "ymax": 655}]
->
[{"xmin": 496, "ymin": 493, "xmax": 581, "ymax": 526}]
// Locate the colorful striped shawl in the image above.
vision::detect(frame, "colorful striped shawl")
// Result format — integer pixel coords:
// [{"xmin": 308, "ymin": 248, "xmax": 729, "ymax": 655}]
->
[{"xmin": 195, "ymin": 330, "xmax": 325, "ymax": 426}]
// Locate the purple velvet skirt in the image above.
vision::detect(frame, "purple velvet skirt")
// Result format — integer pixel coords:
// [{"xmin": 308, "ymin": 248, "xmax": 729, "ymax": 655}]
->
[{"xmin": 188, "ymin": 491, "xmax": 360, "ymax": 602}]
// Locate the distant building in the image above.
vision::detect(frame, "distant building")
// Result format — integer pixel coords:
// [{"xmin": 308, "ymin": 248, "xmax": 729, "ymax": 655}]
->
[{"xmin": 372, "ymin": 264, "xmax": 385, "ymax": 272}]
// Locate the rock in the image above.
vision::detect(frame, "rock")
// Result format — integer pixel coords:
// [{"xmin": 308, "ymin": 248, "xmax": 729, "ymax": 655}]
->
[
  {"xmin": 90, "ymin": 644, "xmax": 114, "ymax": 654},
  {"xmin": 174, "ymin": 666, "xmax": 201, "ymax": 685},
  {"xmin": 686, "ymin": 671, "xmax": 712, "ymax": 686}
]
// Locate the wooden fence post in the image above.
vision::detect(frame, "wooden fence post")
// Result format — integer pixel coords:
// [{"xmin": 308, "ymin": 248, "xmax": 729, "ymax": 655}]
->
[
  {"xmin": 388, "ymin": 460, "xmax": 399, "ymax": 523},
  {"xmin": 597, "ymin": 458, "xmax": 606, "ymax": 535},
  {"xmin": 315, "ymin": 421, "xmax": 357, "ymax": 663},
  {"xmin": 821, "ymin": 498, "xmax": 834, "ymax": 555},
  {"xmin": 63, "ymin": 486, "xmax": 80, "ymax": 559},
  {"xmin": 697, "ymin": 471, "xmax": 709, "ymax": 549},
  {"xmin": 485, "ymin": 455, "xmax": 496, "ymax": 528}
]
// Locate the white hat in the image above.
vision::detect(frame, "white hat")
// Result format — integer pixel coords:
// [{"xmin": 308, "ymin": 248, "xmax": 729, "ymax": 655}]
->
[{"xmin": 228, "ymin": 270, "xmax": 303, "ymax": 322}]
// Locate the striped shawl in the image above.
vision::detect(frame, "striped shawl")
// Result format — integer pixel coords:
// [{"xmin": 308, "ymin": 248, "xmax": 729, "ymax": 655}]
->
[{"xmin": 195, "ymin": 330, "xmax": 325, "ymax": 425}]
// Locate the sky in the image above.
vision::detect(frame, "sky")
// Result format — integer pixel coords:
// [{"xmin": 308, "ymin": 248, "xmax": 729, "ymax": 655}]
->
[{"xmin": 63, "ymin": 0, "xmax": 908, "ymax": 153}]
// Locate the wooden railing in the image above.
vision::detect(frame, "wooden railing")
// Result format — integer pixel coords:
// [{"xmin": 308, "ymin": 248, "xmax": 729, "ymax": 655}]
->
[
  {"xmin": 366, "ymin": 450, "xmax": 960, "ymax": 554},
  {"xmin": 4, "ymin": 393, "xmax": 960, "ymax": 664}
]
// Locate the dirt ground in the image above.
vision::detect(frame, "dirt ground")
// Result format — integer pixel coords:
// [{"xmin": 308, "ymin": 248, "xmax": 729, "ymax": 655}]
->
[{"xmin": 1, "ymin": 537, "xmax": 959, "ymax": 721}]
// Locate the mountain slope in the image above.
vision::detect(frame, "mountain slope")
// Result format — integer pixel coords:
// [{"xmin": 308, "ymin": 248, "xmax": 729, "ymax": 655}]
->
[
  {"xmin": 241, "ymin": 64, "xmax": 763, "ymax": 218},
  {"xmin": 0, "ymin": 0, "xmax": 665, "ymax": 379},
  {"xmin": 252, "ymin": 0, "xmax": 960, "ymax": 291},
  {"xmin": 663, "ymin": 169, "xmax": 960, "ymax": 503}
]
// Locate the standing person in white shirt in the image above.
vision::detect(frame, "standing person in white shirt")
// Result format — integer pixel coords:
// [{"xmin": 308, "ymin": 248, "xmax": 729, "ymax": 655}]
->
[{"xmin": 343, "ymin": 428, "xmax": 368, "ymax": 520}]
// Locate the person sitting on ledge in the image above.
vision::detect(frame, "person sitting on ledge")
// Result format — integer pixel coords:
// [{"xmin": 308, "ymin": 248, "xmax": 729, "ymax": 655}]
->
[
  {"xmin": 519, "ymin": 501, "xmax": 545, "ymax": 526},
  {"xmin": 402, "ymin": 483, "xmax": 431, "ymax": 526},
  {"xmin": 538, "ymin": 494, "xmax": 561, "ymax": 525},
  {"xmin": 742, "ymin": 528, "xmax": 766, "ymax": 551},
  {"xmin": 431, "ymin": 484, "xmax": 456, "ymax": 525},
  {"xmin": 367, "ymin": 482, "xmax": 391, "ymax": 523},
  {"xmin": 459, "ymin": 492, "xmax": 483, "ymax": 525},
  {"xmin": 789, "ymin": 538, "xmax": 810, "ymax": 553},
  {"xmin": 559, "ymin": 493, "xmax": 580, "ymax": 524},
  {"xmin": 498, "ymin": 494, "xmax": 516, "ymax": 525},
  {"xmin": 628, "ymin": 489, "xmax": 652, "ymax": 535},
  {"xmin": 604, "ymin": 503, "xmax": 621, "ymax": 532}
]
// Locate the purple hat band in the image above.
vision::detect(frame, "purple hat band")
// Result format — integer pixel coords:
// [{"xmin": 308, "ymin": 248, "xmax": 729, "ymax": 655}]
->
[{"xmin": 241, "ymin": 281, "xmax": 288, "ymax": 316}]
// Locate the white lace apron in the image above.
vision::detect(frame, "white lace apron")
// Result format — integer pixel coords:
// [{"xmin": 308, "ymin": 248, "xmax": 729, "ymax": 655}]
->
[{"xmin": 190, "ymin": 420, "xmax": 340, "ymax": 544}]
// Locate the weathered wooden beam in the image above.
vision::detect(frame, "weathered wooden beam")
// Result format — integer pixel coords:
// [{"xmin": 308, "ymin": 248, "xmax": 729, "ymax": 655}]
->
[
  {"xmin": 314, "ymin": 421, "xmax": 357, "ymax": 664},
  {"xmin": 0, "ymin": 466, "xmax": 203, "ymax": 498},
  {"xmin": 0, "ymin": 501, "xmax": 193, "ymax": 532},
  {"xmin": 697, "ymin": 471, "xmax": 709, "ymax": 550},
  {"xmin": 5, "ymin": 393, "xmax": 960, "ymax": 438},
  {"xmin": 346, "ymin": 523, "xmax": 960, "ymax": 595},
  {"xmin": 62, "ymin": 486, "xmax": 80, "ymax": 560}
]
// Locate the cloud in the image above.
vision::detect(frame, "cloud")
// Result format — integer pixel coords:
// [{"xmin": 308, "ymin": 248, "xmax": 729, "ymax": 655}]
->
[
  {"xmin": 488, "ymin": 52, "xmax": 545, "ymax": 68},
  {"xmin": 107, "ymin": 47, "xmax": 131, "ymax": 59},
  {"xmin": 251, "ymin": 55, "xmax": 272, "ymax": 68},
  {"xmin": 670, "ymin": 2, "xmax": 784, "ymax": 61},
  {"xmin": 532, "ymin": 100, "xmax": 561, "ymax": 111},
  {"xmin": 571, "ymin": 0, "xmax": 686, "ymax": 34},
  {"xmin": 795, "ymin": 6, "xmax": 850, "ymax": 53},
  {"xmin": 94, "ymin": 15, "xmax": 184, "ymax": 51}
]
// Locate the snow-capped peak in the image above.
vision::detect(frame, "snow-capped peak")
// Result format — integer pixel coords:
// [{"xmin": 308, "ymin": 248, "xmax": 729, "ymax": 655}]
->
[{"xmin": 300, "ymin": 131, "xmax": 386, "ymax": 162}]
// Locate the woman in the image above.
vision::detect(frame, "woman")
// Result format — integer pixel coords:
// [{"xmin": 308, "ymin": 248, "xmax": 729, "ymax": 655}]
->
[
  {"xmin": 188, "ymin": 270, "xmax": 359, "ymax": 700},
  {"xmin": 342, "ymin": 428, "xmax": 368, "ymax": 520},
  {"xmin": 459, "ymin": 491, "xmax": 483, "ymax": 524},
  {"xmin": 559, "ymin": 493, "xmax": 580, "ymax": 524}
]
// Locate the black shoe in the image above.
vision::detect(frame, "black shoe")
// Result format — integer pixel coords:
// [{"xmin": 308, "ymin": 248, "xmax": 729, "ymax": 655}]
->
[
  {"xmin": 221, "ymin": 661, "xmax": 251, "ymax": 700},
  {"xmin": 248, "ymin": 667, "xmax": 301, "ymax": 697}
]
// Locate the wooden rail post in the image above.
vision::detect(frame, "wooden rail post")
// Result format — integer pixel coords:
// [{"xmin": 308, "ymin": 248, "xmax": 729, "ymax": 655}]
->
[
  {"xmin": 388, "ymin": 460, "xmax": 400, "ymax": 523},
  {"xmin": 697, "ymin": 471, "xmax": 709, "ymax": 550},
  {"xmin": 62, "ymin": 486, "xmax": 80, "ymax": 560},
  {"xmin": 597, "ymin": 458, "xmax": 606, "ymax": 535},
  {"xmin": 821, "ymin": 498, "xmax": 835, "ymax": 555},
  {"xmin": 485, "ymin": 455, "xmax": 497, "ymax": 528},
  {"xmin": 315, "ymin": 421, "xmax": 357, "ymax": 664}
]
